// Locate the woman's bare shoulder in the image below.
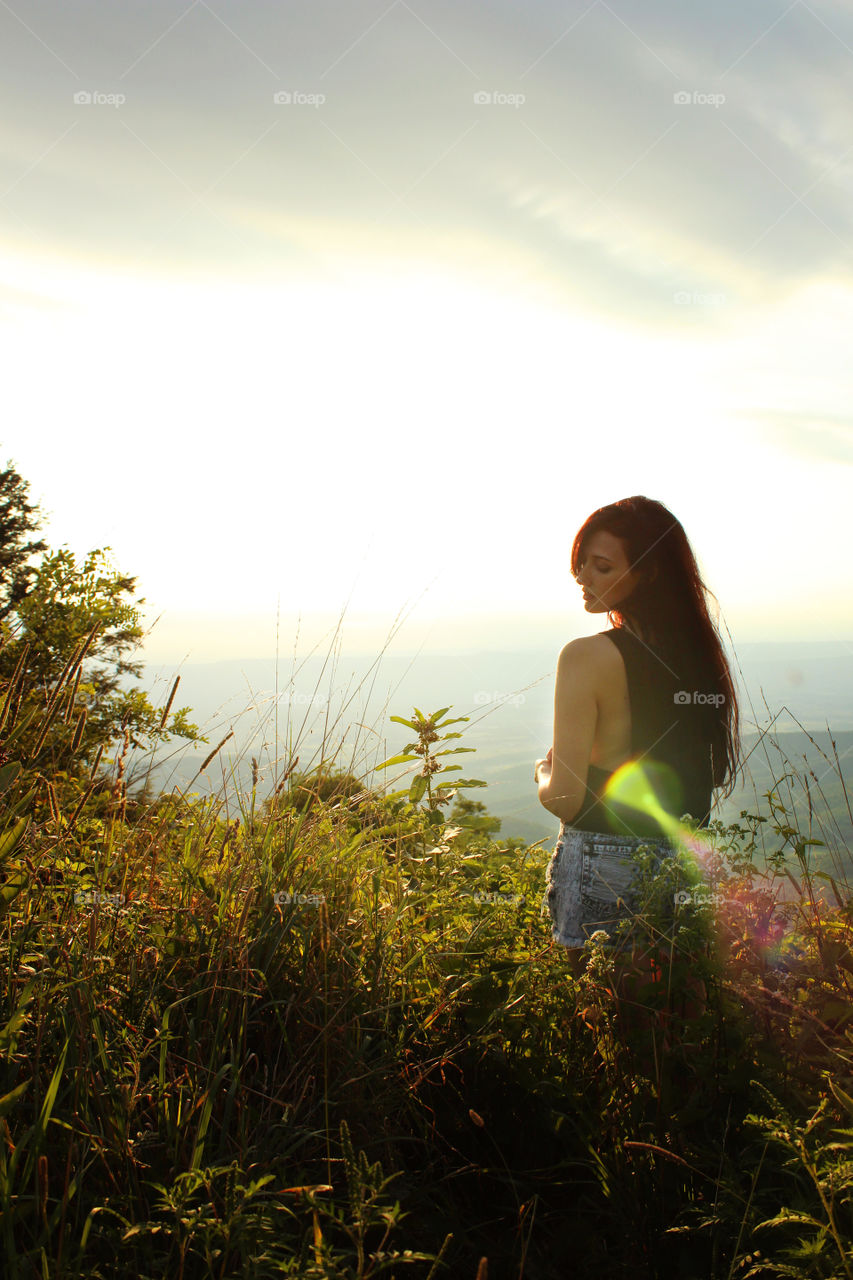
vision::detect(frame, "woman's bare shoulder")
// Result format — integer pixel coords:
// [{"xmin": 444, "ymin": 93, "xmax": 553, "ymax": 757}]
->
[{"xmin": 558, "ymin": 631, "xmax": 620, "ymax": 667}]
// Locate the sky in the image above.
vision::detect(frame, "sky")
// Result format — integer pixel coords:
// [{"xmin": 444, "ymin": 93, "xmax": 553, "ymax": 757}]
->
[{"xmin": 2, "ymin": 0, "xmax": 853, "ymax": 661}]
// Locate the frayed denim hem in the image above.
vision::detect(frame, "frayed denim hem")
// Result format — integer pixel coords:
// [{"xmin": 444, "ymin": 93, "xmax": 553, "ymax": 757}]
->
[{"xmin": 544, "ymin": 825, "xmax": 678, "ymax": 951}]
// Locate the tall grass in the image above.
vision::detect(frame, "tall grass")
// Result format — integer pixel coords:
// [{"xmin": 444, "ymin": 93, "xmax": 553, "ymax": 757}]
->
[{"xmin": 1, "ymin": 628, "xmax": 853, "ymax": 1279}]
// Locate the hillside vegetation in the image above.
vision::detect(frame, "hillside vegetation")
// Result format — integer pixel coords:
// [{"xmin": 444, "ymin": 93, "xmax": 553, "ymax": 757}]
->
[{"xmin": 1, "ymin": 469, "xmax": 853, "ymax": 1278}]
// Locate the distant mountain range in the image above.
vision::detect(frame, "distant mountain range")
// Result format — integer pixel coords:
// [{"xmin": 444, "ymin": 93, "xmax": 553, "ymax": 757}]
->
[{"xmin": 131, "ymin": 641, "xmax": 853, "ymax": 873}]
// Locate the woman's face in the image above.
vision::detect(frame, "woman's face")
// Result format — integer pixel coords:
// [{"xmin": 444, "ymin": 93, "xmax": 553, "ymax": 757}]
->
[{"xmin": 575, "ymin": 530, "xmax": 645, "ymax": 614}]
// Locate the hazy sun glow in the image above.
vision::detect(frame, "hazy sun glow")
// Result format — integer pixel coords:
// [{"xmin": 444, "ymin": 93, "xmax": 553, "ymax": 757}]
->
[{"xmin": 2, "ymin": 0, "xmax": 853, "ymax": 658}]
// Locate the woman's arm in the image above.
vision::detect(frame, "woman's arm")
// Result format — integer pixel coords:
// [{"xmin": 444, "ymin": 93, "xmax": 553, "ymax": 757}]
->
[{"xmin": 536, "ymin": 638, "xmax": 599, "ymax": 825}]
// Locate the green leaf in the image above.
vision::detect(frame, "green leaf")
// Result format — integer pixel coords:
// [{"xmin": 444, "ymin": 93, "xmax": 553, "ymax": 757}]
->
[
  {"xmin": 0, "ymin": 762, "xmax": 21, "ymax": 795},
  {"xmin": 21, "ymin": 1035, "xmax": 70, "ymax": 1185},
  {"xmin": 0, "ymin": 817, "xmax": 29, "ymax": 861},
  {"xmin": 754, "ymin": 1210, "xmax": 826, "ymax": 1231},
  {"xmin": 829, "ymin": 1078, "xmax": 853, "ymax": 1117},
  {"xmin": 0, "ymin": 976, "xmax": 39, "ymax": 1055},
  {"xmin": 190, "ymin": 1062, "xmax": 233, "ymax": 1170},
  {"xmin": 3, "ymin": 789, "xmax": 36, "ymax": 820},
  {"xmin": 0, "ymin": 869, "xmax": 28, "ymax": 916},
  {"xmin": 5, "ymin": 707, "xmax": 39, "ymax": 746},
  {"xmin": 374, "ymin": 753, "xmax": 419, "ymax": 771},
  {"xmin": 388, "ymin": 716, "xmax": 420, "ymax": 731},
  {"xmin": 409, "ymin": 775, "xmax": 428, "ymax": 805},
  {"xmin": 0, "ymin": 1078, "xmax": 30, "ymax": 1118}
]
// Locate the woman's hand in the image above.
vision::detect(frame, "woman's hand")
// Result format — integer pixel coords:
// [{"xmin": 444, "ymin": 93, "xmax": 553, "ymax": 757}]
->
[{"xmin": 534, "ymin": 747, "xmax": 553, "ymax": 784}]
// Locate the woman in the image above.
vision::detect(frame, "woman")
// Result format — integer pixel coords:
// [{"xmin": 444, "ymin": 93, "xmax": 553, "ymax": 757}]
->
[{"xmin": 534, "ymin": 495, "xmax": 741, "ymax": 1011}]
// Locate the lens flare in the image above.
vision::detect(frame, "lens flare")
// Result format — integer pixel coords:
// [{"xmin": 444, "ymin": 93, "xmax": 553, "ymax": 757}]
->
[
  {"xmin": 601, "ymin": 758, "xmax": 794, "ymax": 971},
  {"xmin": 600, "ymin": 758, "xmax": 714, "ymax": 862}
]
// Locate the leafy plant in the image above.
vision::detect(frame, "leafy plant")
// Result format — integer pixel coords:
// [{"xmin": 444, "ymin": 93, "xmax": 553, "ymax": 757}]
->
[{"xmin": 374, "ymin": 706, "xmax": 486, "ymax": 827}]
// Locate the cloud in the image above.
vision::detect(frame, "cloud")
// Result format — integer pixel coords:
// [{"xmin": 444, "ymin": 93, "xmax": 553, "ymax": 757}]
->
[
  {"xmin": 1, "ymin": 0, "xmax": 852, "ymax": 323},
  {"xmin": 741, "ymin": 408, "xmax": 853, "ymax": 465}
]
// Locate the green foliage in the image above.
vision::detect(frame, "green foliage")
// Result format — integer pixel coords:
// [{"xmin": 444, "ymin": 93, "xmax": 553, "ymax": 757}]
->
[
  {"xmin": 3, "ymin": 547, "xmax": 142, "ymax": 684},
  {"xmin": 449, "ymin": 794, "xmax": 502, "ymax": 840},
  {"xmin": 1, "ymin": 462, "xmax": 853, "ymax": 1275},
  {"xmin": 2, "ymin": 678, "xmax": 853, "ymax": 1276},
  {"xmin": 0, "ymin": 460, "xmax": 47, "ymax": 622},
  {"xmin": 0, "ymin": 546, "xmax": 201, "ymax": 812},
  {"xmin": 739, "ymin": 1085, "xmax": 853, "ymax": 1278},
  {"xmin": 374, "ymin": 705, "xmax": 487, "ymax": 828}
]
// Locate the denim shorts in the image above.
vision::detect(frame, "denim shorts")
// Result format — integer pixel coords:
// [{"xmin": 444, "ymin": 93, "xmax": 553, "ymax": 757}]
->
[{"xmin": 543, "ymin": 823, "xmax": 680, "ymax": 951}]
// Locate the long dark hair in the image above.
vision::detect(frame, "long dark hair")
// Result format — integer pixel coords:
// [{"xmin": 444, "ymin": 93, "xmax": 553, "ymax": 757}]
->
[{"xmin": 570, "ymin": 495, "xmax": 741, "ymax": 800}]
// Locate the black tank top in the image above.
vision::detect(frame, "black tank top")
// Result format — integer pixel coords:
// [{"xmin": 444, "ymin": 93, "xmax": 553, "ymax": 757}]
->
[{"xmin": 574, "ymin": 626, "xmax": 715, "ymax": 838}]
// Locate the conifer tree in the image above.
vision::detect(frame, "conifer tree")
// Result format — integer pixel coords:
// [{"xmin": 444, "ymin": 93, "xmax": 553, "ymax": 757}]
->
[{"xmin": 0, "ymin": 460, "xmax": 47, "ymax": 621}]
